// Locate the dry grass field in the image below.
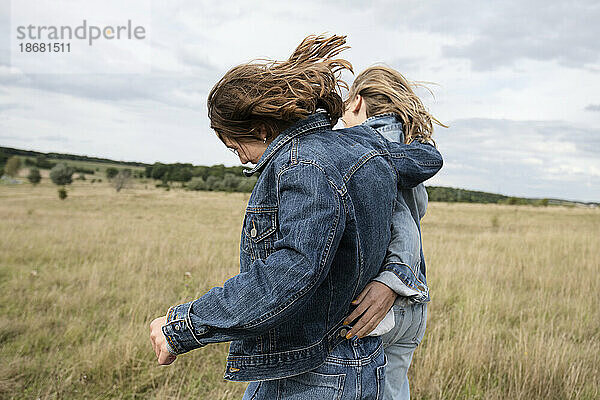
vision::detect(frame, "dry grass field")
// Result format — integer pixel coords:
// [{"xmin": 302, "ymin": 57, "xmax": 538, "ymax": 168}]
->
[{"xmin": 1, "ymin": 180, "xmax": 598, "ymax": 399}]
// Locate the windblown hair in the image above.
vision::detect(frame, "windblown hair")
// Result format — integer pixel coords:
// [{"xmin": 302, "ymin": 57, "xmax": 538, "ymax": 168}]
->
[
  {"xmin": 347, "ymin": 65, "xmax": 446, "ymax": 144},
  {"xmin": 207, "ymin": 34, "xmax": 353, "ymax": 142}
]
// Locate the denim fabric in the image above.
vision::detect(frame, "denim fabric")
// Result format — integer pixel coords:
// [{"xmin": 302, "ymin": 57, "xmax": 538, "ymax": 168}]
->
[
  {"xmin": 380, "ymin": 303, "xmax": 427, "ymax": 400},
  {"xmin": 365, "ymin": 114, "xmax": 430, "ymax": 304},
  {"xmin": 242, "ymin": 336, "xmax": 386, "ymax": 400},
  {"xmin": 162, "ymin": 111, "xmax": 442, "ymax": 381}
]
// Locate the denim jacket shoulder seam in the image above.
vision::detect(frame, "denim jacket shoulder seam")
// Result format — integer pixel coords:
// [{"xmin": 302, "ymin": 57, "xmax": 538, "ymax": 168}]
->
[
  {"xmin": 290, "ymin": 137, "xmax": 299, "ymax": 165},
  {"xmin": 275, "ymin": 160, "xmax": 342, "ymax": 198},
  {"xmin": 342, "ymin": 149, "xmax": 389, "ymax": 185}
]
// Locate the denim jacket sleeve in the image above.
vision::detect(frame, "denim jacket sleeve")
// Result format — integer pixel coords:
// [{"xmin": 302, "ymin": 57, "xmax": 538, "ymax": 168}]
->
[
  {"xmin": 372, "ymin": 197, "xmax": 424, "ymax": 298},
  {"xmin": 385, "ymin": 140, "xmax": 442, "ymax": 189},
  {"xmin": 162, "ymin": 162, "xmax": 346, "ymax": 355},
  {"xmin": 372, "ymin": 141, "xmax": 441, "ymax": 300}
]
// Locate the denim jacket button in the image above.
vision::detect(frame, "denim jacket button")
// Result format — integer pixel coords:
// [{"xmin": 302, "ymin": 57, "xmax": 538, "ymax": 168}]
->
[
  {"xmin": 339, "ymin": 327, "xmax": 348, "ymax": 338},
  {"xmin": 174, "ymin": 324, "xmax": 180, "ymax": 331},
  {"xmin": 250, "ymin": 227, "xmax": 257, "ymax": 238}
]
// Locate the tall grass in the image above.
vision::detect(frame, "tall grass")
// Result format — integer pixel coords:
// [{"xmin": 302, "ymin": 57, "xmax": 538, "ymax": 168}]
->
[{"xmin": 1, "ymin": 182, "xmax": 598, "ymax": 399}]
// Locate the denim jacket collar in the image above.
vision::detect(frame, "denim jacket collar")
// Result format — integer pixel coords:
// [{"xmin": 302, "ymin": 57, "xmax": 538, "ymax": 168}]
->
[
  {"xmin": 362, "ymin": 113, "xmax": 405, "ymax": 143},
  {"xmin": 243, "ymin": 110, "xmax": 331, "ymax": 177}
]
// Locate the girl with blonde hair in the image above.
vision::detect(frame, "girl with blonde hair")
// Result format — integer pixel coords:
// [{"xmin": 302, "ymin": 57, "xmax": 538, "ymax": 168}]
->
[{"xmin": 342, "ymin": 65, "xmax": 446, "ymax": 400}]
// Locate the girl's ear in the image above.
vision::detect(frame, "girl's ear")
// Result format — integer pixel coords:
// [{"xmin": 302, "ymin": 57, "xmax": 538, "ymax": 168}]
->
[
  {"xmin": 258, "ymin": 126, "xmax": 269, "ymax": 142},
  {"xmin": 352, "ymin": 95, "xmax": 363, "ymax": 113}
]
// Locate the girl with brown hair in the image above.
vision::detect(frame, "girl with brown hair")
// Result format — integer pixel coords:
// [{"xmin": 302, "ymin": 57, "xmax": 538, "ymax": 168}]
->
[{"xmin": 149, "ymin": 35, "xmax": 443, "ymax": 399}]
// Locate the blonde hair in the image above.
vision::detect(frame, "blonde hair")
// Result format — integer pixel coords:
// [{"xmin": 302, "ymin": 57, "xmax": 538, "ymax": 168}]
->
[
  {"xmin": 347, "ymin": 65, "xmax": 446, "ymax": 144},
  {"xmin": 207, "ymin": 34, "xmax": 353, "ymax": 142}
]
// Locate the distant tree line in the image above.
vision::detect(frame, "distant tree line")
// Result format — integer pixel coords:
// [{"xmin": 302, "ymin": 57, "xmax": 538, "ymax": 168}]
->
[
  {"xmin": 426, "ymin": 186, "xmax": 508, "ymax": 203},
  {"xmin": 426, "ymin": 186, "xmax": 550, "ymax": 206},
  {"xmin": 22, "ymin": 155, "xmax": 96, "ymax": 174},
  {"xmin": 144, "ymin": 163, "xmax": 247, "ymax": 182},
  {"xmin": 144, "ymin": 162, "xmax": 256, "ymax": 192},
  {"xmin": 1, "ymin": 147, "xmax": 584, "ymax": 206},
  {"xmin": 0, "ymin": 146, "xmax": 146, "ymax": 168}
]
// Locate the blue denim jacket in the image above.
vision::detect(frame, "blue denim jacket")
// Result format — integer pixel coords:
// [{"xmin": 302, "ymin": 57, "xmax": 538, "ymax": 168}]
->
[
  {"xmin": 366, "ymin": 114, "xmax": 431, "ymax": 304},
  {"xmin": 162, "ymin": 111, "xmax": 442, "ymax": 381}
]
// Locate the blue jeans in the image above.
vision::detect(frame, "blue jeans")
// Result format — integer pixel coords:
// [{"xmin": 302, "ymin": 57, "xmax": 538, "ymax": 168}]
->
[
  {"xmin": 242, "ymin": 336, "xmax": 386, "ymax": 399},
  {"xmin": 380, "ymin": 303, "xmax": 427, "ymax": 400}
]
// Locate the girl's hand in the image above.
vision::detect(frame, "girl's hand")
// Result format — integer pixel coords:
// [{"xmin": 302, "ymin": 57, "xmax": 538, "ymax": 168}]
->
[
  {"xmin": 149, "ymin": 316, "xmax": 178, "ymax": 365},
  {"xmin": 344, "ymin": 281, "xmax": 397, "ymax": 339}
]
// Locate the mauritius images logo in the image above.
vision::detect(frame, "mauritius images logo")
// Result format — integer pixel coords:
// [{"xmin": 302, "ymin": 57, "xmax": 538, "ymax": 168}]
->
[{"xmin": 15, "ymin": 19, "xmax": 146, "ymax": 46}]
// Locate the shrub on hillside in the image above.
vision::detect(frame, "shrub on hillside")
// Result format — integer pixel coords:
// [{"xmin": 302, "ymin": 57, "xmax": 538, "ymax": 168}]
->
[
  {"xmin": 4, "ymin": 156, "xmax": 22, "ymax": 177},
  {"xmin": 106, "ymin": 167, "xmax": 119, "ymax": 179},
  {"xmin": 50, "ymin": 163, "xmax": 74, "ymax": 186},
  {"xmin": 187, "ymin": 177, "xmax": 208, "ymax": 191},
  {"xmin": 28, "ymin": 168, "xmax": 41, "ymax": 185},
  {"xmin": 74, "ymin": 166, "xmax": 94, "ymax": 174}
]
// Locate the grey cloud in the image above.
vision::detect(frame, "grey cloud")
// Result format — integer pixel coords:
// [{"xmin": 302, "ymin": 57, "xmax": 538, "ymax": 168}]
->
[
  {"xmin": 373, "ymin": 0, "xmax": 600, "ymax": 71},
  {"xmin": 0, "ymin": 5, "xmax": 222, "ymax": 110},
  {"xmin": 387, "ymin": 57, "xmax": 425, "ymax": 74},
  {"xmin": 0, "ymin": 71, "xmax": 217, "ymax": 110},
  {"xmin": 585, "ymin": 104, "xmax": 600, "ymax": 112},
  {"xmin": 435, "ymin": 118, "xmax": 600, "ymax": 201},
  {"xmin": 0, "ymin": 103, "xmax": 21, "ymax": 112},
  {"xmin": 447, "ymin": 2, "xmax": 600, "ymax": 70}
]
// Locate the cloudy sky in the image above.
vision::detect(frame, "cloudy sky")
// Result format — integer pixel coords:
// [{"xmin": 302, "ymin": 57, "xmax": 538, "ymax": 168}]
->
[{"xmin": 1, "ymin": 0, "xmax": 599, "ymax": 201}]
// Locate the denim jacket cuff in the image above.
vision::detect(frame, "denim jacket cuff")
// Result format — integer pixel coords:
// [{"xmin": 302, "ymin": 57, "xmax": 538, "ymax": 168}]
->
[
  {"xmin": 373, "ymin": 269, "xmax": 429, "ymax": 303},
  {"xmin": 162, "ymin": 302, "xmax": 207, "ymax": 355}
]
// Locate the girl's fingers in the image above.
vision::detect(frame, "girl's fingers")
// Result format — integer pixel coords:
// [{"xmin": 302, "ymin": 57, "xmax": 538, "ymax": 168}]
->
[
  {"xmin": 345, "ymin": 300, "xmax": 370, "ymax": 325},
  {"xmin": 346, "ymin": 305, "xmax": 378, "ymax": 338},
  {"xmin": 352, "ymin": 285, "xmax": 371, "ymax": 305},
  {"xmin": 355, "ymin": 312, "xmax": 382, "ymax": 339}
]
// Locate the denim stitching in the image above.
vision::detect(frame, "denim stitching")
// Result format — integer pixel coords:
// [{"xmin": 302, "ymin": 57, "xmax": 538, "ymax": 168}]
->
[
  {"xmin": 246, "ymin": 206, "xmax": 278, "ymax": 212},
  {"xmin": 349, "ymin": 232, "xmax": 365, "ymax": 305},
  {"xmin": 363, "ymin": 112, "xmax": 397, "ymax": 125},
  {"xmin": 275, "ymin": 161, "xmax": 341, "ymax": 203},
  {"xmin": 382, "ymin": 261, "xmax": 429, "ymax": 295},
  {"xmin": 336, "ymin": 374, "xmax": 346, "ymax": 400},
  {"xmin": 244, "ymin": 113, "xmax": 331, "ymax": 176},
  {"xmin": 342, "ymin": 150, "xmax": 389, "ymax": 184},
  {"xmin": 244, "ymin": 212, "xmax": 277, "ymax": 243},
  {"xmin": 412, "ymin": 304, "xmax": 426, "ymax": 343},
  {"xmin": 227, "ymin": 336, "xmax": 325, "ymax": 361},
  {"xmin": 249, "ymin": 382, "xmax": 262, "ymax": 400},
  {"xmin": 164, "ymin": 329, "xmax": 181, "ymax": 354},
  {"xmin": 323, "ymin": 341, "xmax": 384, "ymax": 367},
  {"xmin": 291, "ymin": 137, "xmax": 298, "ymax": 165},
  {"xmin": 185, "ymin": 304, "xmax": 203, "ymax": 346}
]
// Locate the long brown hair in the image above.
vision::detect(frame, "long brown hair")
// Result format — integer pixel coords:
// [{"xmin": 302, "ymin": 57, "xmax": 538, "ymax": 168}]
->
[
  {"xmin": 347, "ymin": 65, "xmax": 446, "ymax": 144},
  {"xmin": 207, "ymin": 34, "xmax": 353, "ymax": 142}
]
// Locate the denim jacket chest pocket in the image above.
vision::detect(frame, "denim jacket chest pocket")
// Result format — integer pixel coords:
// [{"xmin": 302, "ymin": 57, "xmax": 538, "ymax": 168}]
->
[{"xmin": 241, "ymin": 209, "xmax": 279, "ymax": 262}]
